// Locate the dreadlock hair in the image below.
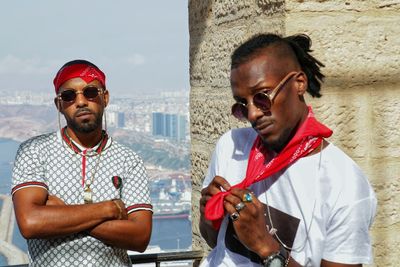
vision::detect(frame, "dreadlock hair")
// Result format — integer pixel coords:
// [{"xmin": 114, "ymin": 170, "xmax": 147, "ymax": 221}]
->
[{"xmin": 231, "ymin": 33, "xmax": 325, "ymax": 98}]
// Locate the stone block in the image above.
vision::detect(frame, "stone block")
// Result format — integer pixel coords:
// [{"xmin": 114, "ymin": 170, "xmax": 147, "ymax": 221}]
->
[
  {"xmin": 190, "ymin": 87, "xmax": 236, "ymax": 142},
  {"xmin": 189, "ymin": 35, "xmax": 212, "ymax": 87},
  {"xmin": 306, "ymin": 88, "xmax": 370, "ymax": 158},
  {"xmin": 286, "ymin": 12, "xmax": 400, "ymax": 86},
  {"xmin": 287, "ymin": 0, "xmax": 400, "ymax": 12},
  {"xmin": 189, "ymin": 0, "xmax": 213, "ymax": 32},
  {"xmin": 213, "ymin": 0, "xmax": 253, "ymax": 25},
  {"xmin": 370, "ymin": 88, "xmax": 400, "ymax": 158}
]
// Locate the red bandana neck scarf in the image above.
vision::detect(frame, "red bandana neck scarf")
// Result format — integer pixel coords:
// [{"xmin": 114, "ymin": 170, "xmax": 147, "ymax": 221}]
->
[
  {"xmin": 53, "ymin": 64, "xmax": 106, "ymax": 94},
  {"xmin": 204, "ymin": 106, "xmax": 333, "ymax": 229}
]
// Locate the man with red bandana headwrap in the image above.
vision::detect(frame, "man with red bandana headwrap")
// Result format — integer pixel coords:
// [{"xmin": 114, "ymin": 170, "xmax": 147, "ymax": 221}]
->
[{"xmin": 11, "ymin": 60, "xmax": 153, "ymax": 267}]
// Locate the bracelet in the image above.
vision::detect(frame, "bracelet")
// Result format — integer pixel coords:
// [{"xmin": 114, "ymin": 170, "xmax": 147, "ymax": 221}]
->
[{"xmin": 112, "ymin": 199, "xmax": 123, "ymax": 220}]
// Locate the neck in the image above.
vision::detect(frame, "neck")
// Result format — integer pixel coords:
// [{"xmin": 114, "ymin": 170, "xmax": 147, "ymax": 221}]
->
[
  {"xmin": 267, "ymin": 105, "xmax": 310, "ymax": 154},
  {"xmin": 66, "ymin": 127, "xmax": 103, "ymax": 148}
]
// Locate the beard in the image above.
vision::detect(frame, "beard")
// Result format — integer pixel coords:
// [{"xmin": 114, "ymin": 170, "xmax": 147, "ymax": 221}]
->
[
  {"xmin": 261, "ymin": 126, "xmax": 294, "ymax": 153},
  {"xmin": 66, "ymin": 108, "xmax": 103, "ymax": 133}
]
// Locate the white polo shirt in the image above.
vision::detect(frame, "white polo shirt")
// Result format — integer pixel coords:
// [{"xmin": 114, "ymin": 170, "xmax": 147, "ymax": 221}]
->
[{"xmin": 12, "ymin": 130, "xmax": 152, "ymax": 267}]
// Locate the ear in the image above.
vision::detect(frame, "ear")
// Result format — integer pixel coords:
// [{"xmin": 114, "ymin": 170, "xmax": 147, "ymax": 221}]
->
[
  {"xmin": 295, "ymin": 72, "xmax": 307, "ymax": 96},
  {"xmin": 54, "ymin": 97, "xmax": 63, "ymax": 113},
  {"xmin": 103, "ymin": 89, "xmax": 110, "ymax": 108}
]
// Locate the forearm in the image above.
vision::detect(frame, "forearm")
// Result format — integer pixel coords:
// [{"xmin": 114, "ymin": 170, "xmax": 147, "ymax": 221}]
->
[
  {"xmin": 16, "ymin": 201, "xmax": 118, "ymax": 239},
  {"xmin": 88, "ymin": 210, "xmax": 152, "ymax": 252}
]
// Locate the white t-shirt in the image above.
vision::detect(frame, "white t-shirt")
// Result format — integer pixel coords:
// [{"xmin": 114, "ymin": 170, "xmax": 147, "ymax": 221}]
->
[{"xmin": 201, "ymin": 128, "xmax": 376, "ymax": 267}]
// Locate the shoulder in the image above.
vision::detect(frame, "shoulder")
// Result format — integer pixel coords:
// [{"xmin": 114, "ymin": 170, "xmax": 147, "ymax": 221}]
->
[
  {"xmin": 319, "ymin": 143, "xmax": 375, "ymax": 203},
  {"xmin": 322, "ymin": 143, "xmax": 365, "ymax": 177},
  {"xmin": 108, "ymin": 139, "xmax": 143, "ymax": 163},
  {"xmin": 215, "ymin": 127, "xmax": 257, "ymax": 150},
  {"xmin": 17, "ymin": 132, "xmax": 57, "ymax": 152}
]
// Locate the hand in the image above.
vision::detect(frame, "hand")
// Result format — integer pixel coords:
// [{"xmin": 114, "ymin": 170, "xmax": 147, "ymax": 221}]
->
[
  {"xmin": 200, "ymin": 176, "xmax": 231, "ymax": 218},
  {"xmin": 112, "ymin": 199, "xmax": 128, "ymax": 220},
  {"xmin": 223, "ymin": 188, "xmax": 279, "ymax": 259},
  {"xmin": 199, "ymin": 176, "xmax": 231, "ymax": 247},
  {"xmin": 46, "ymin": 194, "xmax": 66, "ymax": 206}
]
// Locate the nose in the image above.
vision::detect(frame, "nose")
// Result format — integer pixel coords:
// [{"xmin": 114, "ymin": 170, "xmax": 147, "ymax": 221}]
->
[
  {"xmin": 246, "ymin": 102, "xmax": 264, "ymax": 123},
  {"xmin": 75, "ymin": 91, "xmax": 88, "ymax": 107}
]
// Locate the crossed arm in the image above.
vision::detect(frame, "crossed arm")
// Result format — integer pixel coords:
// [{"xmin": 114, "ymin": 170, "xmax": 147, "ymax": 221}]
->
[
  {"xmin": 13, "ymin": 187, "xmax": 152, "ymax": 252},
  {"xmin": 199, "ymin": 176, "xmax": 362, "ymax": 267}
]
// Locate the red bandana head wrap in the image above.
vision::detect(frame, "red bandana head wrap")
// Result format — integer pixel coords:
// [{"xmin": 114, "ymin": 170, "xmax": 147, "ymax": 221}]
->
[
  {"xmin": 53, "ymin": 63, "xmax": 106, "ymax": 94},
  {"xmin": 205, "ymin": 106, "xmax": 333, "ymax": 229}
]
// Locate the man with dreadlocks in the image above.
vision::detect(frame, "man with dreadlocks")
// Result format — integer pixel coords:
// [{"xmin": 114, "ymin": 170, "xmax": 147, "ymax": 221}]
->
[
  {"xmin": 199, "ymin": 34, "xmax": 376, "ymax": 267},
  {"xmin": 11, "ymin": 60, "xmax": 152, "ymax": 266}
]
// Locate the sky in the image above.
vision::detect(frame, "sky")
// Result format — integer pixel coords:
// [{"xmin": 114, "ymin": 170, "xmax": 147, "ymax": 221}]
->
[{"xmin": 0, "ymin": 1, "xmax": 189, "ymax": 96}]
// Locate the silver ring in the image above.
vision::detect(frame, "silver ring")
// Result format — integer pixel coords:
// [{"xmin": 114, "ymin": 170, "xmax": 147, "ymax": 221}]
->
[
  {"xmin": 230, "ymin": 211, "xmax": 240, "ymax": 221},
  {"xmin": 235, "ymin": 202, "xmax": 246, "ymax": 212}
]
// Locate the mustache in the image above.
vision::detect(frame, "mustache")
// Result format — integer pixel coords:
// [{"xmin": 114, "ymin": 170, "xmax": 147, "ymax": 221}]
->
[{"xmin": 74, "ymin": 108, "xmax": 93, "ymax": 117}]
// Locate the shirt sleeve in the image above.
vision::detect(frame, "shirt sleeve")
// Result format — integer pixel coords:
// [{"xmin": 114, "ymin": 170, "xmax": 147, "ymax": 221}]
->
[
  {"xmin": 11, "ymin": 138, "xmax": 48, "ymax": 195},
  {"xmin": 121, "ymin": 153, "xmax": 152, "ymax": 214},
  {"xmin": 322, "ymin": 193, "xmax": 377, "ymax": 264}
]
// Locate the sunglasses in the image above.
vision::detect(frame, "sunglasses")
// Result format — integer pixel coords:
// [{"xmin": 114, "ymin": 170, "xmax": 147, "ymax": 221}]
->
[
  {"xmin": 231, "ymin": 71, "xmax": 299, "ymax": 121},
  {"xmin": 58, "ymin": 86, "xmax": 103, "ymax": 102}
]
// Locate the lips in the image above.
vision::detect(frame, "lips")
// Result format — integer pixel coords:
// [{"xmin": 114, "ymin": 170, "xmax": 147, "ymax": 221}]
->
[
  {"xmin": 254, "ymin": 119, "xmax": 274, "ymax": 136},
  {"xmin": 75, "ymin": 109, "xmax": 94, "ymax": 119}
]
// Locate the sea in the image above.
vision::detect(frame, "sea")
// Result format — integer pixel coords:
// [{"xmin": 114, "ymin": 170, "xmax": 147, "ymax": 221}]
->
[{"xmin": 0, "ymin": 138, "xmax": 192, "ymax": 266}]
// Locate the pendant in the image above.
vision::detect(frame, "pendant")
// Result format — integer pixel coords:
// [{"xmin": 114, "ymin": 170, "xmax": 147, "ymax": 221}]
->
[{"xmin": 84, "ymin": 187, "xmax": 93, "ymax": 204}]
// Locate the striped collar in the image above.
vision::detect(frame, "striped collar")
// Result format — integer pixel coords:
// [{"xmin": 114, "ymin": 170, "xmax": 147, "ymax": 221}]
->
[{"xmin": 61, "ymin": 127, "xmax": 109, "ymax": 155}]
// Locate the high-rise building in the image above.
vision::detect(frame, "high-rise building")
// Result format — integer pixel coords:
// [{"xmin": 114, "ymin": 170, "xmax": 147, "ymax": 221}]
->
[
  {"xmin": 152, "ymin": 112, "xmax": 187, "ymax": 141},
  {"xmin": 152, "ymin": 112, "xmax": 165, "ymax": 136}
]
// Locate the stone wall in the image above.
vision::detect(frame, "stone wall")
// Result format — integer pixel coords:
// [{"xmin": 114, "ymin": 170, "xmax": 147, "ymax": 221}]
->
[{"xmin": 189, "ymin": 1, "xmax": 400, "ymax": 266}]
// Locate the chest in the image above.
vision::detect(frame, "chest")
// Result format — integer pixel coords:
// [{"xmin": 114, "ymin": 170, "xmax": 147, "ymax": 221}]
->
[{"xmin": 43, "ymin": 152, "xmax": 126, "ymax": 204}]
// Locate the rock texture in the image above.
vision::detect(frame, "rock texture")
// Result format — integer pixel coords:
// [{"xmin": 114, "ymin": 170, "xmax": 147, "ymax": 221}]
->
[{"xmin": 189, "ymin": 1, "xmax": 400, "ymax": 265}]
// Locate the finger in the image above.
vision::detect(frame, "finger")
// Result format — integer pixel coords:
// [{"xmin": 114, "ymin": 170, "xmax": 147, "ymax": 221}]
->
[
  {"xmin": 223, "ymin": 200, "xmax": 240, "ymax": 222},
  {"xmin": 223, "ymin": 193, "xmax": 243, "ymax": 207},
  {"xmin": 229, "ymin": 188, "xmax": 250, "ymax": 198},
  {"xmin": 213, "ymin": 176, "xmax": 231, "ymax": 191},
  {"xmin": 199, "ymin": 195, "xmax": 211, "ymax": 206},
  {"xmin": 230, "ymin": 189, "xmax": 257, "ymax": 205},
  {"xmin": 201, "ymin": 176, "xmax": 231, "ymax": 196}
]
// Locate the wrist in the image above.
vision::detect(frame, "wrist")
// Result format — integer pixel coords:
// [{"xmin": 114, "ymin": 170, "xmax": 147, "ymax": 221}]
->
[
  {"xmin": 260, "ymin": 243, "xmax": 290, "ymax": 267},
  {"xmin": 257, "ymin": 239, "xmax": 280, "ymax": 259},
  {"xmin": 112, "ymin": 200, "xmax": 123, "ymax": 220}
]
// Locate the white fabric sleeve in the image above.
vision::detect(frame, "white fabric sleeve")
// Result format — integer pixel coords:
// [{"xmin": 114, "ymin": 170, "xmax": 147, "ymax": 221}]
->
[
  {"xmin": 322, "ymin": 195, "xmax": 377, "ymax": 264},
  {"xmin": 11, "ymin": 138, "xmax": 48, "ymax": 194},
  {"xmin": 202, "ymin": 132, "xmax": 228, "ymax": 189},
  {"xmin": 122, "ymin": 153, "xmax": 152, "ymax": 214}
]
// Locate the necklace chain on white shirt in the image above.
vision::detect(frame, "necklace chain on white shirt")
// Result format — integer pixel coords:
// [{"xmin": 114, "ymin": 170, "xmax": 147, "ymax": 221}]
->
[{"xmin": 263, "ymin": 141, "xmax": 323, "ymax": 252}]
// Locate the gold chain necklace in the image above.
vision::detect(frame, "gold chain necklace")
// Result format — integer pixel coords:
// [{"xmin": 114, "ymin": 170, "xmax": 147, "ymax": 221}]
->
[
  {"xmin": 83, "ymin": 150, "xmax": 103, "ymax": 204},
  {"xmin": 61, "ymin": 129, "xmax": 105, "ymax": 204}
]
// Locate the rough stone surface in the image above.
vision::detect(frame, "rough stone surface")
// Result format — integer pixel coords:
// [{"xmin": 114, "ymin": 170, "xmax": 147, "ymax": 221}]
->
[{"xmin": 189, "ymin": 1, "xmax": 400, "ymax": 266}]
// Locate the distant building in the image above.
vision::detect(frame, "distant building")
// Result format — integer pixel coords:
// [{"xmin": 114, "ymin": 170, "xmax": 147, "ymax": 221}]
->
[
  {"xmin": 117, "ymin": 112, "xmax": 125, "ymax": 128},
  {"xmin": 152, "ymin": 112, "xmax": 165, "ymax": 136},
  {"xmin": 152, "ymin": 112, "xmax": 187, "ymax": 141}
]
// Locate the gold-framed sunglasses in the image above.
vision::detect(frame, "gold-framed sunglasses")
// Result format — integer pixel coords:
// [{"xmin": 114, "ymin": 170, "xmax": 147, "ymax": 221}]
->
[
  {"xmin": 231, "ymin": 71, "xmax": 299, "ymax": 121},
  {"xmin": 58, "ymin": 86, "xmax": 103, "ymax": 102}
]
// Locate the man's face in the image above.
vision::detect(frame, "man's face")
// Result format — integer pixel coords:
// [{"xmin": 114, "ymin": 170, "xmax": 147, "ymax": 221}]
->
[
  {"xmin": 230, "ymin": 52, "xmax": 307, "ymax": 152},
  {"xmin": 55, "ymin": 78, "xmax": 109, "ymax": 134}
]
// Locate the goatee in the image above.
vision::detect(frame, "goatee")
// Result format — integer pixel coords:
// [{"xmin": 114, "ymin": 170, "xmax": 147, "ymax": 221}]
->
[{"xmin": 67, "ymin": 111, "xmax": 103, "ymax": 133}]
